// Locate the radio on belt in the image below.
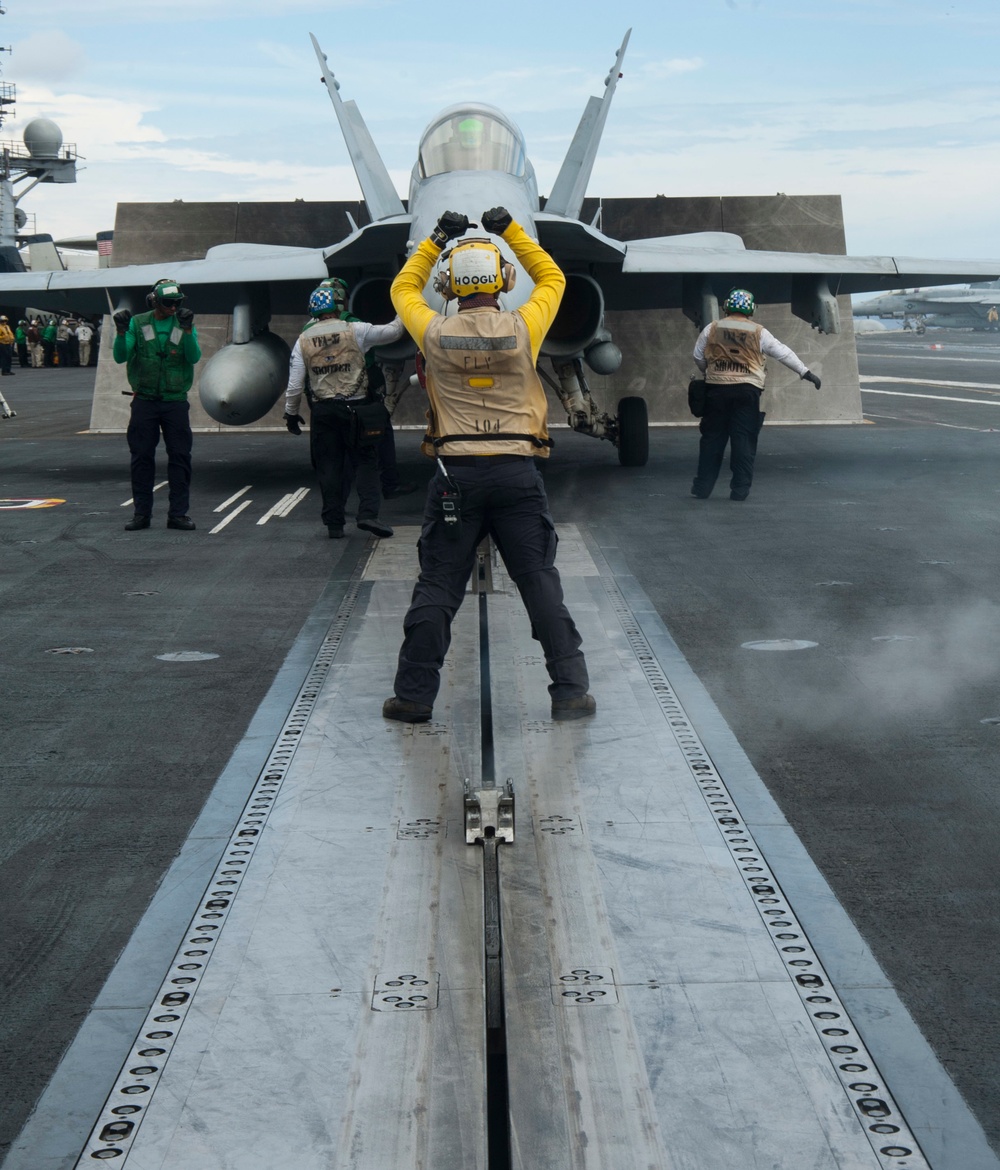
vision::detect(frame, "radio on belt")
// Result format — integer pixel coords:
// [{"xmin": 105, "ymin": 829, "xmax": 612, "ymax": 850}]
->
[{"xmin": 436, "ymin": 457, "xmax": 463, "ymax": 538}]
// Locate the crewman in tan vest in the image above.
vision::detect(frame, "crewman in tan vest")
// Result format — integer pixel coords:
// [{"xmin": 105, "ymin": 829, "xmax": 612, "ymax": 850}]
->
[
  {"xmin": 691, "ymin": 287, "xmax": 821, "ymax": 500},
  {"xmin": 283, "ymin": 280, "xmax": 404, "ymax": 539},
  {"xmin": 382, "ymin": 206, "xmax": 594, "ymax": 724}
]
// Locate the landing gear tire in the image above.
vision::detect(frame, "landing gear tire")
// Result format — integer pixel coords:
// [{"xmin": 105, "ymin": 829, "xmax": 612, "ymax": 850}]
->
[{"xmin": 616, "ymin": 396, "xmax": 648, "ymax": 467}]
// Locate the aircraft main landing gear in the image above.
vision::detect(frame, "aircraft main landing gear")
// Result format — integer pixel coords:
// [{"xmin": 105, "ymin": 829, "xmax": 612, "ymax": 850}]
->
[{"xmin": 541, "ymin": 358, "xmax": 649, "ymax": 467}]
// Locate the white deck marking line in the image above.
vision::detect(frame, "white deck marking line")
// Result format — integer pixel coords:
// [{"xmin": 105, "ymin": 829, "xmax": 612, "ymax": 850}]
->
[
  {"xmin": 256, "ymin": 496, "xmax": 291, "ymax": 525},
  {"xmin": 860, "ymin": 375, "xmax": 1000, "ymax": 392},
  {"xmin": 275, "ymin": 487, "xmax": 309, "ymax": 517},
  {"xmin": 215, "ymin": 486, "xmax": 252, "ymax": 513},
  {"xmin": 860, "ymin": 388, "xmax": 1000, "ymax": 406},
  {"xmin": 209, "ymin": 500, "xmax": 253, "ymax": 534},
  {"xmin": 120, "ymin": 482, "xmax": 168, "ymax": 507}
]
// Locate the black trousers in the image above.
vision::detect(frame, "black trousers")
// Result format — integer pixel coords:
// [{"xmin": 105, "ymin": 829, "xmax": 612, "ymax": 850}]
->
[
  {"xmin": 309, "ymin": 400, "xmax": 380, "ymax": 529},
  {"xmin": 127, "ymin": 398, "xmax": 193, "ymax": 518},
  {"xmin": 692, "ymin": 384, "xmax": 765, "ymax": 498},
  {"xmin": 393, "ymin": 457, "xmax": 589, "ymax": 708}
]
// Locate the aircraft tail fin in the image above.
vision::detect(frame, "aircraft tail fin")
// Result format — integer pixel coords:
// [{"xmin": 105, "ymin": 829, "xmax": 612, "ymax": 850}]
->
[
  {"xmin": 546, "ymin": 29, "xmax": 631, "ymax": 221},
  {"xmin": 19, "ymin": 234, "xmax": 65, "ymax": 273},
  {"xmin": 310, "ymin": 34, "xmax": 406, "ymax": 223}
]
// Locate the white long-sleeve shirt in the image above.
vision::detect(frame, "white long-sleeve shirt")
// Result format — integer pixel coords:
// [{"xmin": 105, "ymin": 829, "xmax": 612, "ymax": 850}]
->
[
  {"xmin": 284, "ymin": 316, "xmax": 405, "ymax": 415},
  {"xmin": 693, "ymin": 318, "xmax": 809, "ymax": 379}
]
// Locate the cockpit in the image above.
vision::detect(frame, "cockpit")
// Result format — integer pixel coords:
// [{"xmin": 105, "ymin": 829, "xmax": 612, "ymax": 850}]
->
[{"xmin": 417, "ymin": 104, "xmax": 527, "ymax": 178}]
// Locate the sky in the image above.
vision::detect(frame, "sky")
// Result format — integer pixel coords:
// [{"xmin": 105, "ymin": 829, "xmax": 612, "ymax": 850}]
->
[{"xmin": 4, "ymin": 0, "xmax": 1000, "ymax": 266}]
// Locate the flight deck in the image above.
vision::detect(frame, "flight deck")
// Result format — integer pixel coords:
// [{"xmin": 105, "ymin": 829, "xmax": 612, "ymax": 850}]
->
[
  {"xmin": 5, "ymin": 341, "xmax": 1000, "ymax": 1168},
  {"xmin": 13, "ymin": 523, "xmax": 987, "ymax": 1169}
]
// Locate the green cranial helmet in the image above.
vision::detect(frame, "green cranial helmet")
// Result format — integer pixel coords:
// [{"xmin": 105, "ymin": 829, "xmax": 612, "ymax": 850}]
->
[
  {"xmin": 723, "ymin": 288, "xmax": 756, "ymax": 316},
  {"xmin": 320, "ymin": 277, "xmax": 349, "ymax": 310},
  {"xmin": 152, "ymin": 278, "xmax": 185, "ymax": 304}
]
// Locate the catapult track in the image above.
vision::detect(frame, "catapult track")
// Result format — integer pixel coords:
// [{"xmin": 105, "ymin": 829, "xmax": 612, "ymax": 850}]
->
[{"xmin": 24, "ymin": 527, "xmax": 955, "ymax": 1169}]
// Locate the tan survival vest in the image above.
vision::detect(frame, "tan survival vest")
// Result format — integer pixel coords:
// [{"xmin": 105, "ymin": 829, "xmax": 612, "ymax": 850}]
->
[
  {"xmin": 703, "ymin": 317, "xmax": 767, "ymax": 390},
  {"xmin": 421, "ymin": 308, "xmax": 552, "ymax": 458},
  {"xmin": 300, "ymin": 318, "xmax": 367, "ymax": 401}
]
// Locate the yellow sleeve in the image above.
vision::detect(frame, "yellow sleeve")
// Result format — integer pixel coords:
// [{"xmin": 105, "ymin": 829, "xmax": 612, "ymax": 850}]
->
[
  {"xmin": 502, "ymin": 221, "xmax": 566, "ymax": 361},
  {"xmin": 390, "ymin": 237, "xmax": 442, "ymax": 352}
]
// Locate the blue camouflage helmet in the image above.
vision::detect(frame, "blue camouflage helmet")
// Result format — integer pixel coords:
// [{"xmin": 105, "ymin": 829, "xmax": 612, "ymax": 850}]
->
[
  {"xmin": 723, "ymin": 288, "xmax": 756, "ymax": 316},
  {"xmin": 308, "ymin": 286, "xmax": 337, "ymax": 316}
]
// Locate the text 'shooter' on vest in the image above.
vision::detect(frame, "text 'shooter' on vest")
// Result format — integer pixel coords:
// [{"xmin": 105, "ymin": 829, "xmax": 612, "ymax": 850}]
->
[
  {"xmin": 126, "ymin": 310, "xmax": 194, "ymax": 401},
  {"xmin": 300, "ymin": 318, "xmax": 368, "ymax": 401},
  {"xmin": 421, "ymin": 309, "xmax": 552, "ymax": 458},
  {"xmin": 704, "ymin": 318, "xmax": 767, "ymax": 390}
]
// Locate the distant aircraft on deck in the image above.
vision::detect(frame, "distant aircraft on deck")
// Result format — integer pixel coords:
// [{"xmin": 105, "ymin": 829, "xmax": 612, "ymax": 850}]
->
[{"xmin": 853, "ymin": 281, "xmax": 1000, "ymax": 331}]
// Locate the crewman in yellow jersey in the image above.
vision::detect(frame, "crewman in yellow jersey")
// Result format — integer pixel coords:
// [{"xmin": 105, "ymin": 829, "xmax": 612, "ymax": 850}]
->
[{"xmin": 382, "ymin": 206, "xmax": 594, "ymax": 724}]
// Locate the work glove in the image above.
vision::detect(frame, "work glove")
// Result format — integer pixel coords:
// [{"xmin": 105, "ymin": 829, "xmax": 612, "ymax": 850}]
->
[
  {"xmin": 113, "ymin": 309, "xmax": 132, "ymax": 336},
  {"xmin": 430, "ymin": 210, "xmax": 470, "ymax": 248},
  {"xmin": 802, "ymin": 370, "xmax": 821, "ymax": 390},
  {"xmin": 284, "ymin": 412, "xmax": 305, "ymax": 436},
  {"xmin": 175, "ymin": 307, "xmax": 194, "ymax": 331},
  {"xmin": 482, "ymin": 206, "xmax": 512, "ymax": 236}
]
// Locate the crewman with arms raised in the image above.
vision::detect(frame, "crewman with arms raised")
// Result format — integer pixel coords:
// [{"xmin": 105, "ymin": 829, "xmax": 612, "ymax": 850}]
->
[
  {"xmin": 113, "ymin": 278, "xmax": 201, "ymax": 531},
  {"xmin": 382, "ymin": 207, "xmax": 594, "ymax": 724}
]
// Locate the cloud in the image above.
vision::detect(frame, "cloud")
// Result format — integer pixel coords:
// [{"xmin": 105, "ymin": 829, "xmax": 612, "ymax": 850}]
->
[
  {"xmin": 637, "ymin": 57, "xmax": 705, "ymax": 81},
  {"xmin": 11, "ymin": 31, "xmax": 86, "ymax": 83},
  {"xmin": 7, "ymin": 86, "xmax": 165, "ymax": 155}
]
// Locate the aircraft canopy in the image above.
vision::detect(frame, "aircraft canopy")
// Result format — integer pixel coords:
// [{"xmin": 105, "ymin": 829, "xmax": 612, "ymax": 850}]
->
[{"xmin": 418, "ymin": 104, "xmax": 526, "ymax": 178}]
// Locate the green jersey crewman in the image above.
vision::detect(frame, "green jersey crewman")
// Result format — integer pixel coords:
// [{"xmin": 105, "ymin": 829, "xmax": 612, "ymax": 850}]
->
[{"xmin": 113, "ymin": 278, "xmax": 201, "ymax": 531}]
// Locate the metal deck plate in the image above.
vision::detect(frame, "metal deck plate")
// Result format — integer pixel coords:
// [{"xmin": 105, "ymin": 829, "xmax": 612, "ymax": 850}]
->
[{"xmin": 70, "ymin": 525, "xmax": 930, "ymax": 1169}]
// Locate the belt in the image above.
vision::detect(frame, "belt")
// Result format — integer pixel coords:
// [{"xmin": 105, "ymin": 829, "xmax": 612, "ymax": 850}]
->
[{"xmin": 439, "ymin": 454, "xmax": 533, "ymax": 466}]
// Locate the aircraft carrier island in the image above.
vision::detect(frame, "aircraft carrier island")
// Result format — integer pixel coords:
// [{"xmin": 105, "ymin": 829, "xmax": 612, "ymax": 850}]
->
[{"xmin": 2, "ymin": 329, "xmax": 1000, "ymax": 1168}]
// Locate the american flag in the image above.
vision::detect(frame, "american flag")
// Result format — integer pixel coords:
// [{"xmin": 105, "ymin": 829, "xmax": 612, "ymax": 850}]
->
[{"xmin": 96, "ymin": 232, "xmax": 114, "ymax": 258}]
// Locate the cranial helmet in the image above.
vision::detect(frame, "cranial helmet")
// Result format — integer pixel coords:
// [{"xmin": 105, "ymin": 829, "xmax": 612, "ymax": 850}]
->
[
  {"xmin": 723, "ymin": 288, "xmax": 756, "ymax": 317},
  {"xmin": 308, "ymin": 286, "xmax": 337, "ymax": 316},
  {"xmin": 151, "ymin": 278, "xmax": 185, "ymax": 304},
  {"xmin": 319, "ymin": 276, "xmax": 349, "ymax": 310},
  {"xmin": 434, "ymin": 239, "xmax": 516, "ymax": 301}
]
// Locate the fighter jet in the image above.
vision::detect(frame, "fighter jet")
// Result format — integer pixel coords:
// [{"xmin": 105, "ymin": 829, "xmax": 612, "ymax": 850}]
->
[
  {"xmin": 854, "ymin": 281, "xmax": 1000, "ymax": 330},
  {"xmin": 5, "ymin": 30, "xmax": 1000, "ymax": 465}
]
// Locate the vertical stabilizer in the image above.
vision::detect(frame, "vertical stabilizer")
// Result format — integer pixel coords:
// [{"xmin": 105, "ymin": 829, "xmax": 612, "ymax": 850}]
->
[
  {"xmin": 310, "ymin": 34, "xmax": 406, "ymax": 223},
  {"xmin": 546, "ymin": 30, "xmax": 631, "ymax": 221}
]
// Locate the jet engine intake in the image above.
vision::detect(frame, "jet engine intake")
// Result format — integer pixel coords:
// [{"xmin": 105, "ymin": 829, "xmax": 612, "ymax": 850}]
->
[
  {"xmin": 199, "ymin": 332, "xmax": 291, "ymax": 425},
  {"xmin": 541, "ymin": 273, "xmax": 607, "ymax": 362},
  {"xmin": 351, "ymin": 278, "xmax": 414, "ymax": 360}
]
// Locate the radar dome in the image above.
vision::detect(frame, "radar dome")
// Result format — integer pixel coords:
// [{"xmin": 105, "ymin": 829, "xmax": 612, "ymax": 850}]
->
[{"xmin": 23, "ymin": 118, "xmax": 63, "ymax": 159}]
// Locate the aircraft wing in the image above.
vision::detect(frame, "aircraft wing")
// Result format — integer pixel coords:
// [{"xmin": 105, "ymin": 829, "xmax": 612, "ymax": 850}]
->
[
  {"xmin": 588, "ymin": 234, "xmax": 1000, "ymax": 330},
  {"xmin": 620, "ymin": 238, "xmax": 1000, "ymax": 290},
  {"xmin": 0, "ymin": 243, "xmax": 332, "ymax": 317},
  {"xmin": 0, "ymin": 216, "xmax": 416, "ymax": 319}
]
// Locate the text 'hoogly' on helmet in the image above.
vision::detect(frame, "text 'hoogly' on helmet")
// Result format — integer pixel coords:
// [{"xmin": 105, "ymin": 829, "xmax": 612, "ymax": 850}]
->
[
  {"xmin": 723, "ymin": 288, "xmax": 756, "ymax": 316},
  {"xmin": 152, "ymin": 278, "xmax": 185, "ymax": 304},
  {"xmin": 433, "ymin": 240, "xmax": 516, "ymax": 301}
]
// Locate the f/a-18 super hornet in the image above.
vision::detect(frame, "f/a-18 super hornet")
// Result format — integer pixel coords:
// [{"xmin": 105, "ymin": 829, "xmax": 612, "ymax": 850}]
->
[
  {"xmin": 854, "ymin": 280, "xmax": 1000, "ymax": 331},
  {"xmin": 5, "ymin": 31, "xmax": 1000, "ymax": 464}
]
